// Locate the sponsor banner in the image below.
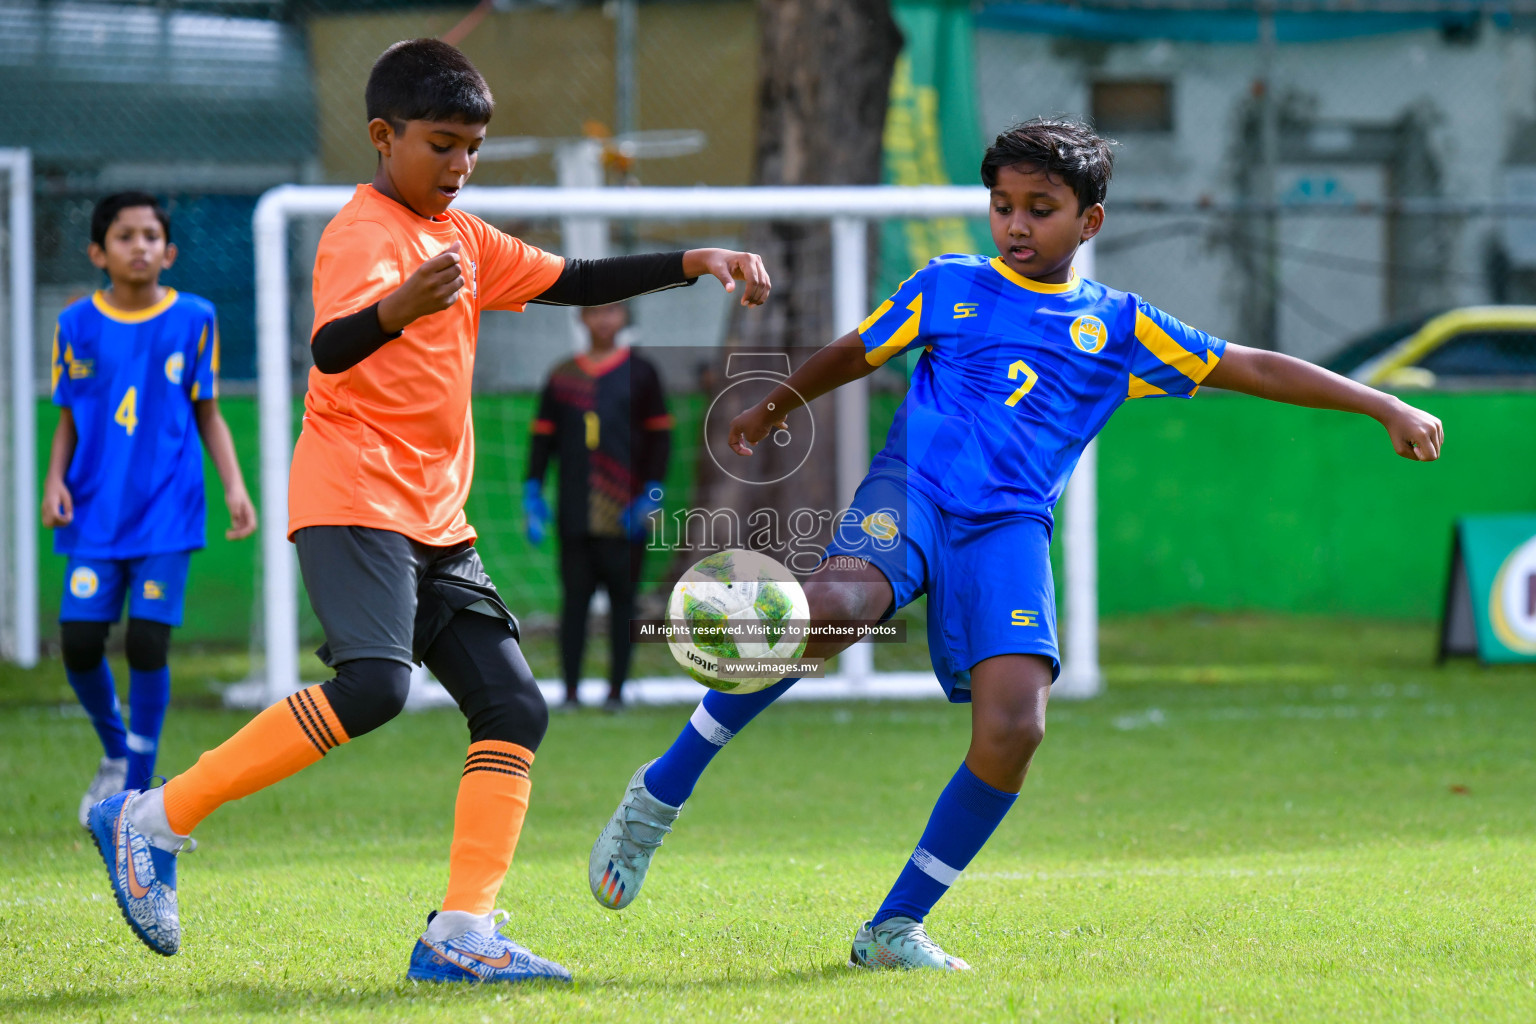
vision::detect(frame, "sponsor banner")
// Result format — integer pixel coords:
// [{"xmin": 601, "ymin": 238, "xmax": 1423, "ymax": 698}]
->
[{"xmin": 1440, "ymin": 514, "xmax": 1536, "ymax": 664}]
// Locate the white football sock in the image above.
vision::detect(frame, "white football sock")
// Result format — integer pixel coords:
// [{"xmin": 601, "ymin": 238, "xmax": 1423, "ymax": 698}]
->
[
  {"xmin": 426, "ymin": 909, "xmax": 495, "ymax": 943},
  {"xmin": 125, "ymin": 787, "xmax": 191, "ymax": 853}
]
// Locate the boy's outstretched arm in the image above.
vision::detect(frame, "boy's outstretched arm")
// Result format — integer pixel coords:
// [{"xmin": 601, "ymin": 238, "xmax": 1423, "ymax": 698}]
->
[
  {"xmin": 41, "ymin": 408, "xmax": 77, "ymax": 528},
  {"xmin": 728, "ymin": 331, "xmax": 872, "ymax": 456},
  {"xmin": 194, "ymin": 399, "xmax": 258, "ymax": 539},
  {"xmin": 1203, "ymin": 344, "xmax": 1444, "ymax": 461}
]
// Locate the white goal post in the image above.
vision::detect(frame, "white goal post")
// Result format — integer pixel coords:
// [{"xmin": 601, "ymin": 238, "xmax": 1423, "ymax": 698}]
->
[
  {"xmin": 253, "ymin": 185, "xmax": 1102, "ymax": 706},
  {"xmin": 1, "ymin": 148, "xmax": 37, "ymax": 669}
]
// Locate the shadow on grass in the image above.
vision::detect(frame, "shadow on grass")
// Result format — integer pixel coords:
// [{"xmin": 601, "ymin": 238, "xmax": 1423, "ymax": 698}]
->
[{"xmin": 0, "ymin": 962, "xmax": 867, "ymax": 1018}]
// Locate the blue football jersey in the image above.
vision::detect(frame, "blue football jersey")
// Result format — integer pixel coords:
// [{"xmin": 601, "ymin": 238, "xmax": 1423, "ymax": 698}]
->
[
  {"xmin": 51, "ymin": 289, "xmax": 219, "ymax": 558},
  {"xmin": 858, "ymin": 254, "xmax": 1227, "ymax": 521}
]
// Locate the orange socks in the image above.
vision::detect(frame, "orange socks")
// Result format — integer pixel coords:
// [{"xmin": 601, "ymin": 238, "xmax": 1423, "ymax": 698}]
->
[
  {"xmin": 161, "ymin": 685, "xmax": 349, "ymax": 835},
  {"xmin": 441, "ymin": 741, "xmax": 534, "ymax": 915}
]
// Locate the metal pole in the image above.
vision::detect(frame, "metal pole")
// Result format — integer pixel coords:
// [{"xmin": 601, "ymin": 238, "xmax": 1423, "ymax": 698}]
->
[
  {"xmin": 1058, "ymin": 238, "xmax": 1102, "ymax": 699},
  {"xmin": 254, "ymin": 191, "xmax": 298, "ymax": 705},
  {"xmin": 614, "ymin": 0, "xmax": 638, "ymax": 141},
  {"xmin": 5, "ymin": 150, "xmax": 36, "ymax": 667},
  {"xmin": 831, "ymin": 216, "xmax": 872, "ymax": 686},
  {"xmin": 1257, "ymin": 0, "xmax": 1280, "ymax": 350}
]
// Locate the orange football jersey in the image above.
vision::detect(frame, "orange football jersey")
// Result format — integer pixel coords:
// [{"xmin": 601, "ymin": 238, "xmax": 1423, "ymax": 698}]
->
[{"xmin": 289, "ymin": 184, "xmax": 563, "ymax": 545}]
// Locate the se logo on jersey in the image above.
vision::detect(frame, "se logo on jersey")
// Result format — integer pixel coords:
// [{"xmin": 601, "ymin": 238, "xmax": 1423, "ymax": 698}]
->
[
  {"xmin": 861, "ymin": 511, "xmax": 900, "ymax": 540},
  {"xmin": 1070, "ymin": 315, "xmax": 1107, "ymax": 354},
  {"xmin": 164, "ymin": 352, "xmax": 185, "ymax": 385},
  {"xmin": 70, "ymin": 567, "xmax": 99, "ymax": 598},
  {"xmin": 953, "ymin": 303, "xmax": 979, "ymax": 319},
  {"xmin": 1011, "ymin": 609, "xmax": 1039, "ymax": 627}
]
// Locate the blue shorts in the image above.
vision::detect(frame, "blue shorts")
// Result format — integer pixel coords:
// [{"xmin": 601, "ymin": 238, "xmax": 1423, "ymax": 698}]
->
[
  {"xmin": 823, "ymin": 468, "xmax": 1059, "ymax": 702},
  {"xmin": 59, "ymin": 551, "xmax": 192, "ymax": 627}
]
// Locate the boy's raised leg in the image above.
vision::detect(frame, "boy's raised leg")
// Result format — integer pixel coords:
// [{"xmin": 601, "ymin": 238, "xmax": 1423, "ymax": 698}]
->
[
  {"xmin": 89, "ymin": 660, "xmax": 409, "ymax": 956},
  {"xmin": 851, "ymin": 655, "xmax": 1050, "ymax": 972},
  {"xmin": 589, "ymin": 559, "xmax": 894, "ymax": 911}
]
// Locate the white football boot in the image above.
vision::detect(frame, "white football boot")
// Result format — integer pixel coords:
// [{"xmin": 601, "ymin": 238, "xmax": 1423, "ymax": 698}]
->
[
  {"xmin": 849, "ymin": 916, "xmax": 972, "ymax": 971},
  {"xmin": 588, "ymin": 760, "xmax": 682, "ymax": 910},
  {"xmin": 78, "ymin": 756, "xmax": 128, "ymax": 828}
]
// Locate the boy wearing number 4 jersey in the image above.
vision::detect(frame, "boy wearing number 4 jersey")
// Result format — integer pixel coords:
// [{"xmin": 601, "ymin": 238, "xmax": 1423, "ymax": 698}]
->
[
  {"xmin": 85, "ymin": 38, "xmax": 770, "ymax": 980},
  {"xmin": 589, "ymin": 118, "xmax": 1444, "ymax": 971},
  {"xmin": 44, "ymin": 192, "xmax": 256, "ymax": 828}
]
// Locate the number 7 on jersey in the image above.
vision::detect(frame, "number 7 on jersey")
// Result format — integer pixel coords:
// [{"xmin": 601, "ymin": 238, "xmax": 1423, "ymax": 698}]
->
[{"xmin": 1004, "ymin": 360, "xmax": 1038, "ymax": 407}]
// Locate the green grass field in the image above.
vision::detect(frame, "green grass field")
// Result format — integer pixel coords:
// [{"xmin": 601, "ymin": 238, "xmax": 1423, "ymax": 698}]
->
[{"xmin": 3, "ymin": 615, "xmax": 1534, "ymax": 1022}]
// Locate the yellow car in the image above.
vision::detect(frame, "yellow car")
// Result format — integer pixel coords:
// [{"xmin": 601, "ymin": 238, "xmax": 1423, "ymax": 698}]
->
[{"xmin": 1327, "ymin": 306, "xmax": 1536, "ymax": 388}]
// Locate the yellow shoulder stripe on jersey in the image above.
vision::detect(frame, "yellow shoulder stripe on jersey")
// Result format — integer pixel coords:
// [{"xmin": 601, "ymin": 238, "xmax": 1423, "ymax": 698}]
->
[
  {"xmin": 91, "ymin": 288, "xmax": 179, "ymax": 324},
  {"xmin": 1127, "ymin": 373, "xmax": 1167, "ymax": 399},
  {"xmin": 858, "ymin": 300, "xmax": 894, "ymax": 336},
  {"xmin": 1134, "ymin": 309, "xmax": 1218, "ymax": 387},
  {"xmin": 50, "ymin": 327, "xmax": 62, "ymax": 395},
  {"xmin": 865, "ymin": 295, "xmax": 923, "ymax": 367}
]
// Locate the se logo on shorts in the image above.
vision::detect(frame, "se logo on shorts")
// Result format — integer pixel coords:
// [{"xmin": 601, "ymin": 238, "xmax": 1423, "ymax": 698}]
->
[
  {"xmin": 142, "ymin": 580, "xmax": 164, "ymax": 600},
  {"xmin": 70, "ymin": 567, "xmax": 99, "ymax": 598}
]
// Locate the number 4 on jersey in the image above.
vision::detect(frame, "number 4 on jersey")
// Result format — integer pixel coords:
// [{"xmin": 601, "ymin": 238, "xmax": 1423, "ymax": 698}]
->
[
  {"xmin": 114, "ymin": 386, "xmax": 138, "ymax": 435},
  {"xmin": 1004, "ymin": 361, "xmax": 1038, "ymax": 407}
]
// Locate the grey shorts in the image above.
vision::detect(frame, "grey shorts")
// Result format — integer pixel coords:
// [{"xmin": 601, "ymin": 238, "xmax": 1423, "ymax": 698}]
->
[{"xmin": 294, "ymin": 526, "xmax": 519, "ymax": 668}]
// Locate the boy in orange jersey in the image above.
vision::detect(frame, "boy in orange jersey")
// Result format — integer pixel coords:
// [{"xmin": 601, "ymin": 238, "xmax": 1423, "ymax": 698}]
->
[{"xmin": 87, "ymin": 38, "xmax": 770, "ymax": 980}]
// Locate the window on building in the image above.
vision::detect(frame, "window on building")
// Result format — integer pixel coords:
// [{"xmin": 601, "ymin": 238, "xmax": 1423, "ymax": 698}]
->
[{"xmin": 1091, "ymin": 81, "xmax": 1174, "ymax": 134}]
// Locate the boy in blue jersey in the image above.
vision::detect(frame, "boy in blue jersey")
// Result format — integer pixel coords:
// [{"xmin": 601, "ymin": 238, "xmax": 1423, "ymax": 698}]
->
[
  {"xmin": 588, "ymin": 118, "xmax": 1444, "ymax": 970},
  {"xmin": 43, "ymin": 192, "xmax": 257, "ymax": 826}
]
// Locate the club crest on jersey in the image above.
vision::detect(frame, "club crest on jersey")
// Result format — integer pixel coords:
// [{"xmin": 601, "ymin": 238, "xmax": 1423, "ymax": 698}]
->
[
  {"xmin": 860, "ymin": 511, "xmax": 899, "ymax": 540},
  {"xmin": 70, "ymin": 567, "xmax": 99, "ymax": 598},
  {"xmin": 1070, "ymin": 315, "xmax": 1107, "ymax": 354},
  {"xmin": 164, "ymin": 352, "xmax": 185, "ymax": 385},
  {"xmin": 142, "ymin": 580, "xmax": 165, "ymax": 600}
]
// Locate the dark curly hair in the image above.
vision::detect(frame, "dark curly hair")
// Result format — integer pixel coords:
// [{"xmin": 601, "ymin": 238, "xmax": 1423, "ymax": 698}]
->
[{"xmin": 981, "ymin": 117, "xmax": 1116, "ymax": 213}]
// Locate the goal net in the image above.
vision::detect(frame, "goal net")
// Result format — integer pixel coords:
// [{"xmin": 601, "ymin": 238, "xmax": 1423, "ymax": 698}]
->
[{"xmin": 248, "ymin": 185, "xmax": 1101, "ymax": 707}]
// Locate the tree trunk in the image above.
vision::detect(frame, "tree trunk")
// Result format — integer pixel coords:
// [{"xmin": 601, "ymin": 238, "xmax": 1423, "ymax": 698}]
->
[{"xmin": 681, "ymin": 0, "xmax": 901, "ymax": 574}]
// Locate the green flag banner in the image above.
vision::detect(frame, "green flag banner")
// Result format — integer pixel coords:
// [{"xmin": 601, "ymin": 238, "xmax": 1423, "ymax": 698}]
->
[
  {"xmin": 879, "ymin": 0, "xmax": 990, "ymax": 298},
  {"xmin": 1440, "ymin": 514, "xmax": 1536, "ymax": 663}
]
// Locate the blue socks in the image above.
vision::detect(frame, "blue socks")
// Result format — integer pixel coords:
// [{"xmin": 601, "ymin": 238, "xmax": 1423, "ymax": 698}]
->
[
  {"xmin": 871, "ymin": 762, "xmax": 1018, "ymax": 926},
  {"xmin": 642, "ymin": 678, "xmax": 798, "ymax": 807},
  {"xmin": 126, "ymin": 666, "xmax": 171, "ymax": 789},
  {"xmin": 66, "ymin": 658, "xmax": 128, "ymax": 760}
]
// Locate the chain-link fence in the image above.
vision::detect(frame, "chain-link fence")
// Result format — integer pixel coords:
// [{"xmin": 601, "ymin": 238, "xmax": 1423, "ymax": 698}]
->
[{"xmin": 9, "ymin": 0, "xmax": 1536, "ymax": 655}]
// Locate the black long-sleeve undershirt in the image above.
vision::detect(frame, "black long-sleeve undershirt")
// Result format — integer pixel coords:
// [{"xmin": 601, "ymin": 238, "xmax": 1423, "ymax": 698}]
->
[{"xmin": 310, "ymin": 251, "xmax": 696, "ymax": 374}]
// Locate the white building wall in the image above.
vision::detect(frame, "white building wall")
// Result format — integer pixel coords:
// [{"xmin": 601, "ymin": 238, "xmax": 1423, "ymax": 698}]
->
[{"xmin": 975, "ymin": 24, "xmax": 1532, "ymax": 360}]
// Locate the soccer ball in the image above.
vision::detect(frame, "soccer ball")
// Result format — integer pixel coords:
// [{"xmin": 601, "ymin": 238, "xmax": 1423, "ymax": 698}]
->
[{"xmin": 666, "ymin": 549, "xmax": 811, "ymax": 693}]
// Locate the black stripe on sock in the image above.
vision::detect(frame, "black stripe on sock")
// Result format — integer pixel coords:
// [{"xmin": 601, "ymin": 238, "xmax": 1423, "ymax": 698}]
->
[
  {"xmin": 464, "ymin": 754, "xmax": 531, "ymax": 772},
  {"xmin": 462, "ymin": 764, "xmax": 529, "ymax": 779},
  {"xmin": 291, "ymin": 691, "xmax": 334, "ymax": 752},
  {"xmin": 298, "ymin": 688, "xmax": 341, "ymax": 749},
  {"xmin": 285, "ymin": 696, "xmax": 327, "ymax": 755}
]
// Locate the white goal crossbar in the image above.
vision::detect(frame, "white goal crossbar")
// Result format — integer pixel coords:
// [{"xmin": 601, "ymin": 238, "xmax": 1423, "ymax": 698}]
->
[{"xmin": 253, "ymin": 185, "xmax": 1102, "ymax": 707}]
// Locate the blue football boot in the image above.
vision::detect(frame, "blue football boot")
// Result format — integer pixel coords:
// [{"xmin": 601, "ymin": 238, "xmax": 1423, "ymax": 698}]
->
[
  {"xmin": 407, "ymin": 910, "xmax": 572, "ymax": 984},
  {"xmin": 86, "ymin": 789, "xmax": 181, "ymax": 956}
]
